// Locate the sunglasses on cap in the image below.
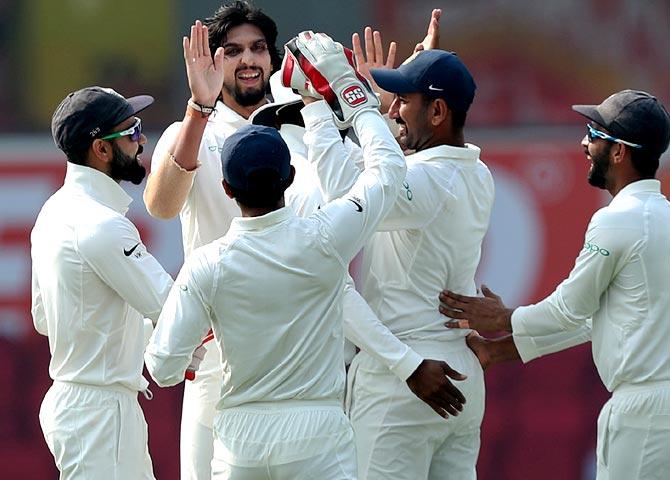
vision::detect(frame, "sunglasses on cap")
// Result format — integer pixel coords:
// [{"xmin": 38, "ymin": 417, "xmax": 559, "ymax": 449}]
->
[
  {"xmin": 100, "ymin": 118, "xmax": 143, "ymax": 142},
  {"xmin": 586, "ymin": 123, "xmax": 641, "ymax": 149}
]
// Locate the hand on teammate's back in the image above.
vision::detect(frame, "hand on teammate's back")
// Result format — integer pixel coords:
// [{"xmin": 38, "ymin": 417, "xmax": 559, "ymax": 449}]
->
[
  {"xmin": 406, "ymin": 359, "xmax": 467, "ymax": 419},
  {"xmin": 439, "ymin": 285, "xmax": 514, "ymax": 333}
]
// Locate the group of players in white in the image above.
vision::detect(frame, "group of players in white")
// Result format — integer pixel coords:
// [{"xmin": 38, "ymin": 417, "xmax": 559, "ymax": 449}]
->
[{"xmin": 31, "ymin": 2, "xmax": 670, "ymax": 479}]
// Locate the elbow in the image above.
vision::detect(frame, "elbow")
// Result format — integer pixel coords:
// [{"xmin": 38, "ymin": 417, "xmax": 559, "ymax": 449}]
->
[
  {"xmin": 143, "ymin": 189, "xmax": 180, "ymax": 220},
  {"xmin": 144, "ymin": 351, "xmax": 186, "ymax": 388},
  {"xmin": 145, "ymin": 360, "xmax": 182, "ymax": 388}
]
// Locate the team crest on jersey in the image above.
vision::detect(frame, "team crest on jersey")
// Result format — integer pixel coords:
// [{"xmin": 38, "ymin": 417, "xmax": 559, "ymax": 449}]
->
[{"xmin": 341, "ymin": 85, "xmax": 368, "ymax": 107}]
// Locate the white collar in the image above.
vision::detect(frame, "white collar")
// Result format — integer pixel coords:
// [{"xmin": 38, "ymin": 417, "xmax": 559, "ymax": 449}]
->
[
  {"xmin": 408, "ymin": 143, "xmax": 481, "ymax": 164},
  {"xmin": 610, "ymin": 179, "xmax": 661, "ymax": 206},
  {"xmin": 228, "ymin": 206, "xmax": 294, "ymax": 233},
  {"xmin": 64, "ymin": 162, "xmax": 132, "ymax": 214},
  {"xmin": 210, "ymin": 99, "xmax": 270, "ymax": 129}
]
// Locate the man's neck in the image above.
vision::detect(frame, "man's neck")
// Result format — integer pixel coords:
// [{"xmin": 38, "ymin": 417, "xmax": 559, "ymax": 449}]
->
[
  {"xmin": 238, "ymin": 199, "xmax": 285, "ymax": 218},
  {"xmin": 221, "ymin": 93, "xmax": 268, "ymax": 120}
]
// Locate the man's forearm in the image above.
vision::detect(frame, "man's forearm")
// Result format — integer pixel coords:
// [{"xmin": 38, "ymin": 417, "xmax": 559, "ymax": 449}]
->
[
  {"xmin": 144, "ymin": 108, "xmax": 208, "ymax": 219},
  {"xmin": 489, "ymin": 335, "xmax": 521, "ymax": 364}
]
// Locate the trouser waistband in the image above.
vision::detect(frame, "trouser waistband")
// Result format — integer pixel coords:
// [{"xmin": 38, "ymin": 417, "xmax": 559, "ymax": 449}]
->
[
  {"xmin": 613, "ymin": 379, "xmax": 670, "ymax": 397},
  {"xmin": 224, "ymin": 398, "xmax": 342, "ymax": 412},
  {"xmin": 53, "ymin": 380, "xmax": 152, "ymax": 399}
]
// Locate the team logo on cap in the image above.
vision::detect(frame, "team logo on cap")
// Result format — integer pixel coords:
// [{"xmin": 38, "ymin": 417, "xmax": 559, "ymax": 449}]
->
[{"xmin": 341, "ymin": 85, "xmax": 368, "ymax": 107}]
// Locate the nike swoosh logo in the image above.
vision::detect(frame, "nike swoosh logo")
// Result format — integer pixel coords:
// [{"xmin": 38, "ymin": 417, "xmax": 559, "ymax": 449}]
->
[
  {"xmin": 428, "ymin": 84, "xmax": 444, "ymax": 91},
  {"xmin": 348, "ymin": 198, "xmax": 363, "ymax": 212},
  {"xmin": 124, "ymin": 243, "xmax": 140, "ymax": 256}
]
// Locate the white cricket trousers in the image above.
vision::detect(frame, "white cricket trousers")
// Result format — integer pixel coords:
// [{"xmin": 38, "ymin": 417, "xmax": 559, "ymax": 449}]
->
[
  {"xmin": 348, "ymin": 339, "xmax": 485, "ymax": 480},
  {"xmin": 180, "ymin": 365, "xmax": 221, "ymax": 480},
  {"xmin": 211, "ymin": 399, "xmax": 357, "ymax": 479},
  {"xmin": 596, "ymin": 380, "xmax": 670, "ymax": 480},
  {"xmin": 39, "ymin": 381, "xmax": 154, "ymax": 479}
]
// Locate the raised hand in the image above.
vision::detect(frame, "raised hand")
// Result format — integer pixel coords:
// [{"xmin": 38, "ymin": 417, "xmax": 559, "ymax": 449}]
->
[
  {"xmin": 183, "ymin": 20, "xmax": 224, "ymax": 107},
  {"xmin": 283, "ymin": 31, "xmax": 379, "ymax": 129},
  {"xmin": 406, "ymin": 359, "xmax": 467, "ymax": 419},
  {"xmin": 439, "ymin": 285, "xmax": 514, "ymax": 333},
  {"xmin": 414, "ymin": 8, "xmax": 441, "ymax": 53},
  {"xmin": 351, "ymin": 27, "xmax": 396, "ymax": 113}
]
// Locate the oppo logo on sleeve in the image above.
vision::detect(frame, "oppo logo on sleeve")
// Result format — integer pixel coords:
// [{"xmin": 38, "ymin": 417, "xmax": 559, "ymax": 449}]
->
[{"xmin": 583, "ymin": 242, "xmax": 610, "ymax": 256}]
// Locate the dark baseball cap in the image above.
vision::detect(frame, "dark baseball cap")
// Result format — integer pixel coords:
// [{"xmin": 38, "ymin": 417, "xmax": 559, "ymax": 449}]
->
[
  {"xmin": 51, "ymin": 86, "xmax": 154, "ymax": 155},
  {"xmin": 221, "ymin": 124, "xmax": 291, "ymax": 193},
  {"xmin": 370, "ymin": 49, "xmax": 476, "ymax": 112},
  {"xmin": 573, "ymin": 90, "xmax": 670, "ymax": 156}
]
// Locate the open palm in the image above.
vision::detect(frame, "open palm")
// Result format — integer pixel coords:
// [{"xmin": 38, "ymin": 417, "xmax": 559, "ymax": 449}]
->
[{"xmin": 183, "ymin": 20, "xmax": 224, "ymax": 107}]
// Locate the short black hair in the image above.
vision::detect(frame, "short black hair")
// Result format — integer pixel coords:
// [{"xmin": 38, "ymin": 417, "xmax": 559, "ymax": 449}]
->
[
  {"xmin": 422, "ymin": 94, "xmax": 468, "ymax": 133},
  {"xmin": 65, "ymin": 146, "xmax": 89, "ymax": 166},
  {"xmin": 228, "ymin": 168, "xmax": 290, "ymax": 208},
  {"xmin": 629, "ymin": 146, "xmax": 661, "ymax": 178},
  {"xmin": 204, "ymin": 1, "xmax": 282, "ymax": 73}
]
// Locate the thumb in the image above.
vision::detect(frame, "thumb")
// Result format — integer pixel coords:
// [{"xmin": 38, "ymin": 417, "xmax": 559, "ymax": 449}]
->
[
  {"xmin": 442, "ymin": 362, "xmax": 467, "ymax": 381},
  {"xmin": 481, "ymin": 284, "xmax": 501, "ymax": 301},
  {"xmin": 213, "ymin": 46, "xmax": 224, "ymax": 70}
]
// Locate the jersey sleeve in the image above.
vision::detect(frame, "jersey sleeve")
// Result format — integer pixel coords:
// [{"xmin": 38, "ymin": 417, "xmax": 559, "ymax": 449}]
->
[
  {"xmin": 76, "ymin": 216, "xmax": 173, "ymax": 321},
  {"xmin": 316, "ymin": 109, "xmax": 406, "ymax": 265},
  {"xmin": 31, "ymin": 262, "xmax": 47, "ymax": 336},
  {"xmin": 512, "ymin": 211, "xmax": 632, "ymax": 361},
  {"xmin": 342, "ymin": 278, "xmax": 422, "ymax": 380},
  {"xmin": 145, "ymin": 248, "xmax": 215, "ymax": 387}
]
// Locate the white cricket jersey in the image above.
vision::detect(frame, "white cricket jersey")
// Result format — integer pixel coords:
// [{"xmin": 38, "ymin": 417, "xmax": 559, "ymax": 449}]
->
[
  {"xmin": 302, "ymin": 101, "xmax": 495, "ymax": 345},
  {"xmin": 282, "ymin": 120, "xmax": 422, "ymax": 379},
  {"xmin": 152, "ymin": 101, "xmax": 247, "ymax": 257},
  {"xmin": 145, "ymin": 110, "xmax": 407, "ymax": 407},
  {"xmin": 31, "ymin": 163, "xmax": 173, "ymax": 392},
  {"xmin": 151, "ymin": 102, "xmax": 422, "ymax": 387},
  {"xmin": 512, "ymin": 179, "xmax": 670, "ymax": 392}
]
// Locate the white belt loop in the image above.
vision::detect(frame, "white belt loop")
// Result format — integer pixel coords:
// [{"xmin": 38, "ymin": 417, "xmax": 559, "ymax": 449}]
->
[{"xmin": 142, "ymin": 388, "xmax": 154, "ymax": 401}]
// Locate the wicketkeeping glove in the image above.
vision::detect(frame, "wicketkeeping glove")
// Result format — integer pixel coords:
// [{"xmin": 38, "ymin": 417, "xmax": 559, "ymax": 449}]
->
[{"xmin": 282, "ymin": 31, "xmax": 380, "ymax": 129}]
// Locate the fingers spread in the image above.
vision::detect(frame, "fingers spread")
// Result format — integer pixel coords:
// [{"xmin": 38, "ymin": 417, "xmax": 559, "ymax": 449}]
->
[
  {"xmin": 386, "ymin": 42, "xmax": 397, "ymax": 68},
  {"xmin": 373, "ymin": 30, "xmax": 383, "ymax": 64},
  {"xmin": 182, "ymin": 36, "xmax": 190, "ymax": 61},
  {"xmin": 364, "ymin": 26, "xmax": 375, "ymax": 63}
]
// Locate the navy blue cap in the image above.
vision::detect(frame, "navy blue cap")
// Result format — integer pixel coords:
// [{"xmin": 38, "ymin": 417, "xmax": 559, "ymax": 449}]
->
[
  {"xmin": 52, "ymin": 86, "xmax": 153, "ymax": 156},
  {"xmin": 371, "ymin": 49, "xmax": 476, "ymax": 112},
  {"xmin": 221, "ymin": 124, "xmax": 291, "ymax": 193}
]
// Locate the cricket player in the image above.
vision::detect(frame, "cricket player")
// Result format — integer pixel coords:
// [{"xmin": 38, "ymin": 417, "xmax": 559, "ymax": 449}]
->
[
  {"xmin": 145, "ymin": 32, "xmax": 418, "ymax": 478},
  {"xmin": 440, "ymin": 90, "xmax": 670, "ymax": 480},
  {"xmin": 32, "ymin": 86, "xmax": 174, "ymax": 478},
  {"xmin": 288, "ymin": 45, "xmax": 494, "ymax": 478},
  {"xmin": 145, "ymin": 4, "xmax": 461, "ymax": 477}
]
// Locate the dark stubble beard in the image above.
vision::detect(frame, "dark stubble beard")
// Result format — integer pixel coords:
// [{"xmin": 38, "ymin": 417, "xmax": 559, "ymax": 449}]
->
[
  {"xmin": 224, "ymin": 72, "xmax": 269, "ymax": 107},
  {"xmin": 587, "ymin": 143, "xmax": 612, "ymax": 190},
  {"xmin": 110, "ymin": 141, "xmax": 146, "ymax": 185}
]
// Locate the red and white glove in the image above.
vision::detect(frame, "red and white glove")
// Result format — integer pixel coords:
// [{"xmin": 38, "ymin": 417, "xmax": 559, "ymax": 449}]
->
[
  {"xmin": 282, "ymin": 31, "xmax": 380, "ymax": 129},
  {"xmin": 184, "ymin": 331, "xmax": 213, "ymax": 381}
]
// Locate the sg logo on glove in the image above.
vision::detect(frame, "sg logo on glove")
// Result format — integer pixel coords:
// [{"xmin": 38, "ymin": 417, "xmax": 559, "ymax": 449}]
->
[{"xmin": 341, "ymin": 85, "xmax": 368, "ymax": 107}]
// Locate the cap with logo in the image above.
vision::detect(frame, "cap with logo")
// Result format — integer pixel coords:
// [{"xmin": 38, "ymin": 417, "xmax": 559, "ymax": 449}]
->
[
  {"xmin": 221, "ymin": 124, "xmax": 291, "ymax": 195},
  {"xmin": 370, "ymin": 49, "xmax": 476, "ymax": 112},
  {"xmin": 573, "ymin": 89, "xmax": 670, "ymax": 157},
  {"xmin": 51, "ymin": 86, "xmax": 154, "ymax": 156}
]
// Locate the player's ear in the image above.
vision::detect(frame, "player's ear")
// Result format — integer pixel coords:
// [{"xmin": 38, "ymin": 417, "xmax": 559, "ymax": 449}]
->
[
  {"xmin": 610, "ymin": 142, "xmax": 626, "ymax": 165},
  {"xmin": 285, "ymin": 165, "xmax": 296, "ymax": 189},
  {"xmin": 222, "ymin": 179, "xmax": 235, "ymax": 199},
  {"xmin": 430, "ymin": 98, "xmax": 448, "ymax": 127},
  {"xmin": 89, "ymin": 139, "xmax": 112, "ymax": 165}
]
